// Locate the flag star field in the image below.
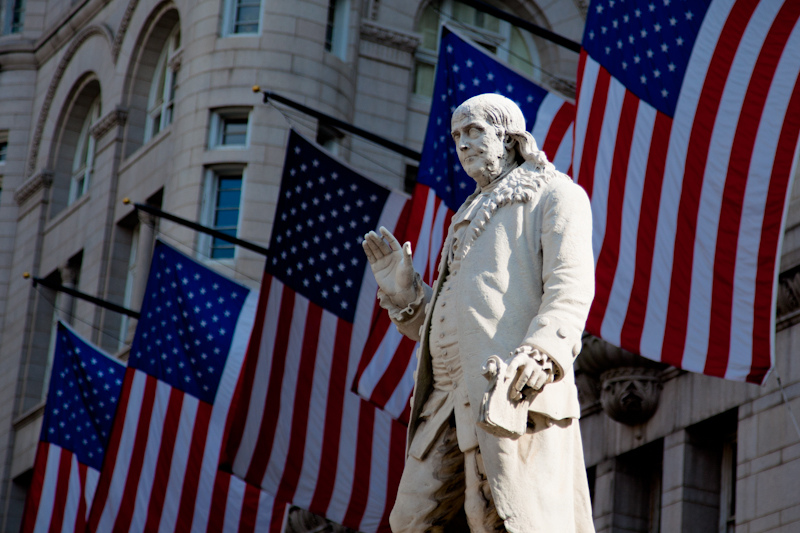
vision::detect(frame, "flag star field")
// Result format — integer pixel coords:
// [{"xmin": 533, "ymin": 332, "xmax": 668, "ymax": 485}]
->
[
  {"xmin": 43, "ymin": 324, "xmax": 125, "ymax": 471},
  {"xmin": 268, "ymin": 131, "xmax": 390, "ymax": 322},
  {"xmin": 130, "ymin": 242, "xmax": 248, "ymax": 404},
  {"xmin": 583, "ymin": 0, "xmax": 710, "ymax": 116}
]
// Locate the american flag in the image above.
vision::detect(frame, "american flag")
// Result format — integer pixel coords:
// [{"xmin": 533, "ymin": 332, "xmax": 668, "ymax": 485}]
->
[
  {"xmin": 352, "ymin": 26, "xmax": 577, "ymax": 417},
  {"xmin": 574, "ymin": 0, "xmax": 800, "ymax": 382},
  {"xmin": 20, "ymin": 322, "xmax": 124, "ymax": 533},
  {"xmin": 221, "ymin": 131, "xmax": 408, "ymax": 532},
  {"xmin": 86, "ymin": 240, "xmax": 276, "ymax": 531}
]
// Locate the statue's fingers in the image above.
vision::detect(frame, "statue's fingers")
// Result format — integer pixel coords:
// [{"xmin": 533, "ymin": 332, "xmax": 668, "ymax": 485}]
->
[
  {"xmin": 380, "ymin": 226, "xmax": 402, "ymax": 251},
  {"xmin": 364, "ymin": 232, "xmax": 387, "ymax": 258},
  {"xmin": 402, "ymin": 242, "xmax": 413, "ymax": 266},
  {"xmin": 529, "ymin": 370, "xmax": 548, "ymax": 391},
  {"xmin": 362, "ymin": 238, "xmax": 377, "ymax": 263}
]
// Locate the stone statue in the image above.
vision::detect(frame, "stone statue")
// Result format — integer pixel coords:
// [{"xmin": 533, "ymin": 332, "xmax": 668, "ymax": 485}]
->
[{"xmin": 362, "ymin": 94, "xmax": 596, "ymax": 532}]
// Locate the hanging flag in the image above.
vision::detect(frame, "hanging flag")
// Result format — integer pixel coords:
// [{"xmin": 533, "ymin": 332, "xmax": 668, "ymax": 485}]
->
[
  {"xmin": 352, "ymin": 26, "xmax": 577, "ymax": 418},
  {"xmin": 221, "ymin": 131, "xmax": 408, "ymax": 533},
  {"xmin": 20, "ymin": 322, "xmax": 124, "ymax": 533},
  {"xmin": 86, "ymin": 240, "xmax": 270, "ymax": 531},
  {"xmin": 574, "ymin": 0, "xmax": 800, "ymax": 383}
]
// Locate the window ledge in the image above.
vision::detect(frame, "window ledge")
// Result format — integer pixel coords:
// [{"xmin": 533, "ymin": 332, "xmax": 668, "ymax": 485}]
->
[
  {"xmin": 120, "ymin": 127, "xmax": 173, "ymax": 175},
  {"xmin": 45, "ymin": 192, "xmax": 91, "ymax": 232}
]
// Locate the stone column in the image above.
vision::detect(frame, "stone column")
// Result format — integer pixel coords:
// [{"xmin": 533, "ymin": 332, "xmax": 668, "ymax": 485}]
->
[
  {"xmin": 660, "ymin": 429, "xmax": 722, "ymax": 533},
  {"xmin": 57, "ymin": 262, "xmax": 79, "ymax": 323},
  {"xmin": 125, "ymin": 210, "xmax": 156, "ymax": 343}
]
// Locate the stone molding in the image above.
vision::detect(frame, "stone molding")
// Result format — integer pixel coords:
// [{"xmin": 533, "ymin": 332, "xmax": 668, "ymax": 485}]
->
[
  {"xmin": 90, "ymin": 107, "xmax": 129, "ymax": 139},
  {"xmin": 777, "ymin": 266, "xmax": 800, "ymax": 320},
  {"xmin": 360, "ymin": 20, "xmax": 420, "ymax": 53},
  {"xmin": 599, "ymin": 366, "xmax": 663, "ymax": 426},
  {"xmin": 113, "ymin": 0, "xmax": 140, "ymax": 61},
  {"xmin": 14, "ymin": 170, "xmax": 54, "ymax": 207},
  {"xmin": 27, "ymin": 24, "xmax": 113, "ymax": 177}
]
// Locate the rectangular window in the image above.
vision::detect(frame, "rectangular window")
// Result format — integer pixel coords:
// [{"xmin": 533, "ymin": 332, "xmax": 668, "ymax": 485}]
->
[
  {"xmin": 223, "ymin": 0, "xmax": 261, "ymax": 36},
  {"xmin": 0, "ymin": 134, "xmax": 7, "ymax": 164},
  {"xmin": 209, "ymin": 109, "xmax": 250, "ymax": 148},
  {"xmin": 202, "ymin": 168, "xmax": 243, "ymax": 260},
  {"xmin": 2, "ymin": 0, "xmax": 24, "ymax": 34},
  {"xmin": 324, "ymin": 0, "xmax": 349, "ymax": 59}
]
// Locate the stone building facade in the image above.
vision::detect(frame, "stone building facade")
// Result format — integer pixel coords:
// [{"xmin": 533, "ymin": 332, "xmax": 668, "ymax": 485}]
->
[{"xmin": 0, "ymin": 0, "xmax": 796, "ymax": 531}]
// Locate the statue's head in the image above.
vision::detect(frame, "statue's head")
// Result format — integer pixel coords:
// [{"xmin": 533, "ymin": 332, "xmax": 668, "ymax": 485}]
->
[{"xmin": 451, "ymin": 93, "xmax": 552, "ymax": 187}]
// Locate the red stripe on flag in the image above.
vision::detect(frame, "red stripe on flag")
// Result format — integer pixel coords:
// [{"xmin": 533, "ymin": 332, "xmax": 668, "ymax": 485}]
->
[
  {"xmin": 206, "ymin": 472, "xmax": 230, "ymax": 533},
  {"xmin": 576, "ymin": 64, "xmax": 611, "ymax": 198},
  {"xmin": 586, "ymin": 90, "xmax": 639, "ymax": 333},
  {"xmin": 47, "ymin": 447, "xmax": 72, "ymax": 533},
  {"xmin": 88, "ymin": 370, "xmax": 135, "ymax": 531},
  {"xmin": 309, "ymin": 320, "xmax": 352, "ymax": 513},
  {"xmin": 367, "ymin": 335, "xmax": 416, "ymax": 408},
  {"xmin": 245, "ymin": 287, "xmax": 296, "ymax": 483},
  {"xmin": 751, "ymin": 77, "xmax": 800, "ymax": 383},
  {"xmin": 378, "ymin": 420, "xmax": 407, "ymax": 531},
  {"xmin": 113, "ymin": 373, "xmax": 158, "ymax": 531},
  {"xmin": 619, "ymin": 112, "xmax": 672, "ymax": 352},
  {"xmin": 20, "ymin": 442, "xmax": 48, "ymax": 533},
  {"xmin": 274, "ymin": 304, "xmax": 323, "ymax": 504},
  {"xmin": 176, "ymin": 400, "xmax": 213, "ymax": 531},
  {"xmin": 223, "ymin": 274, "xmax": 273, "ymax": 465},
  {"xmin": 76, "ymin": 462, "xmax": 88, "ymax": 530},
  {"xmin": 144, "ymin": 387, "xmax": 184, "ymax": 531},
  {"xmin": 238, "ymin": 480, "xmax": 262, "ymax": 533},
  {"xmin": 342, "ymin": 402, "xmax": 376, "ymax": 527},
  {"xmin": 705, "ymin": 0, "xmax": 800, "ymax": 377},
  {"xmin": 541, "ymin": 103, "xmax": 575, "ymax": 161},
  {"xmin": 662, "ymin": 0, "xmax": 760, "ymax": 368},
  {"xmin": 576, "ymin": 49, "xmax": 587, "ymax": 108}
]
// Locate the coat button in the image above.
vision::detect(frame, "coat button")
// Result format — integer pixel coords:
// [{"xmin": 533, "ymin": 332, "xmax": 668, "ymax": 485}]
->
[
  {"xmin": 557, "ymin": 327, "xmax": 567, "ymax": 339},
  {"xmin": 538, "ymin": 317, "xmax": 550, "ymax": 327}
]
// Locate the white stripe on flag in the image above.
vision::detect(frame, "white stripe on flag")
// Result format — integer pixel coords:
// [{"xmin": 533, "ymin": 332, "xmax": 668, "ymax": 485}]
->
[
  {"xmin": 600, "ymin": 102, "xmax": 655, "ymax": 343},
  {"xmin": 158, "ymin": 392, "xmax": 199, "ymax": 532},
  {"xmin": 573, "ymin": 57, "xmax": 600, "ymax": 186},
  {"xmin": 640, "ymin": 0, "xmax": 733, "ymax": 358}
]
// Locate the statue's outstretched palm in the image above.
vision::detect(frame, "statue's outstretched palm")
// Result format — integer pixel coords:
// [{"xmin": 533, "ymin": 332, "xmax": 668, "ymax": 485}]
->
[{"xmin": 362, "ymin": 226, "xmax": 417, "ymax": 307}]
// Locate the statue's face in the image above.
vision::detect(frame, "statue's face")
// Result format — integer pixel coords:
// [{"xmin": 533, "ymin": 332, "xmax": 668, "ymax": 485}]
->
[{"xmin": 451, "ymin": 110, "xmax": 510, "ymax": 187}]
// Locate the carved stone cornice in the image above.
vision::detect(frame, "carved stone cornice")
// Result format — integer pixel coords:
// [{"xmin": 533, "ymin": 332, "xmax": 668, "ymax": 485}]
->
[
  {"xmin": 777, "ymin": 265, "xmax": 800, "ymax": 321},
  {"xmin": 90, "ymin": 107, "xmax": 129, "ymax": 139},
  {"xmin": 14, "ymin": 170, "xmax": 53, "ymax": 207},
  {"xmin": 360, "ymin": 21, "xmax": 420, "ymax": 53}
]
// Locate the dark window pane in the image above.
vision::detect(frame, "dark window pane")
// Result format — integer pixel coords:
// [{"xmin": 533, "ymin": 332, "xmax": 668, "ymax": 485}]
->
[
  {"xmin": 0, "ymin": 142, "xmax": 7, "ymax": 162},
  {"xmin": 214, "ymin": 209, "xmax": 239, "ymax": 228},
  {"xmin": 222, "ymin": 118, "xmax": 248, "ymax": 145}
]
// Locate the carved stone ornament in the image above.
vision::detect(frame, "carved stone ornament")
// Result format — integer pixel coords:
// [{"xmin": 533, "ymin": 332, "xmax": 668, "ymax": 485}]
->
[
  {"xmin": 14, "ymin": 171, "xmax": 54, "ymax": 207},
  {"xmin": 599, "ymin": 366, "xmax": 663, "ymax": 426},
  {"xmin": 576, "ymin": 333, "xmax": 667, "ymax": 425},
  {"xmin": 90, "ymin": 107, "xmax": 129, "ymax": 139},
  {"xmin": 360, "ymin": 20, "xmax": 420, "ymax": 53},
  {"xmin": 284, "ymin": 507, "xmax": 355, "ymax": 533}
]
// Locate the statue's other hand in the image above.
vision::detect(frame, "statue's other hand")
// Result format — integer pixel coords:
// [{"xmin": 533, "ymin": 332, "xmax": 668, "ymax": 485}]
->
[
  {"xmin": 362, "ymin": 226, "xmax": 417, "ymax": 307},
  {"xmin": 504, "ymin": 347, "xmax": 555, "ymax": 401}
]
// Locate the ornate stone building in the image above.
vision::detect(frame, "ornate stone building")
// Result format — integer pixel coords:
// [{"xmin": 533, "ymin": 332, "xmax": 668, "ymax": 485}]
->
[{"xmin": 0, "ymin": 1, "xmax": 796, "ymax": 532}]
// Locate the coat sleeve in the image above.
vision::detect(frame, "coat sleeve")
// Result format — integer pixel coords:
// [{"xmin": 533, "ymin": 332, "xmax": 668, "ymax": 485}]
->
[
  {"xmin": 377, "ymin": 272, "xmax": 433, "ymax": 342},
  {"xmin": 521, "ymin": 179, "xmax": 594, "ymax": 379}
]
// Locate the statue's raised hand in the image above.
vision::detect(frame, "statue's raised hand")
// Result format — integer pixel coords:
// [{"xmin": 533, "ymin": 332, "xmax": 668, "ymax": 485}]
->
[{"xmin": 362, "ymin": 226, "xmax": 417, "ymax": 308}]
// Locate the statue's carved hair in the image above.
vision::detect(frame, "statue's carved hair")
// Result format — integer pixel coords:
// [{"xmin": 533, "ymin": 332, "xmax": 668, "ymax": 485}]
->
[{"xmin": 453, "ymin": 93, "xmax": 556, "ymax": 172}]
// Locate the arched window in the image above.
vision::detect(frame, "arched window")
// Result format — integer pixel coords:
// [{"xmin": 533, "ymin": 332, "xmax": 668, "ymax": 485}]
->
[
  {"xmin": 50, "ymin": 78, "xmax": 101, "ymax": 218},
  {"xmin": 145, "ymin": 26, "xmax": 181, "ymax": 141},
  {"xmin": 70, "ymin": 96, "xmax": 101, "ymax": 204},
  {"xmin": 414, "ymin": 0, "xmax": 542, "ymax": 97}
]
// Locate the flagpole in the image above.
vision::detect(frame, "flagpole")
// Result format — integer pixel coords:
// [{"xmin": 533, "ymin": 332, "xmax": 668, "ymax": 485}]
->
[
  {"xmin": 25, "ymin": 272, "xmax": 141, "ymax": 318},
  {"xmin": 252, "ymin": 87, "xmax": 423, "ymax": 161},
  {"xmin": 457, "ymin": 0, "xmax": 582, "ymax": 53}
]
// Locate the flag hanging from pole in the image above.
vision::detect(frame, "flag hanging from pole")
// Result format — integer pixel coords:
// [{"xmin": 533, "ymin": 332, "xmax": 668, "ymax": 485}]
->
[
  {"xmin": 86, "ymin": 240, "xmax": 272, "ymax": 531},
  {"xmin": 352, "ymin": 26, "xmax": 577, "ymax": 418},
  {"xmin": 222, "ymin": 131, "xmax": 408, "ymax": 533},
  {"xmin": 574, "ymin": 0, "xmax": 800, "ymax": 383},
  {"xmin": 20, "ymin": 322, "xmax": 124, "ymax": 533}
]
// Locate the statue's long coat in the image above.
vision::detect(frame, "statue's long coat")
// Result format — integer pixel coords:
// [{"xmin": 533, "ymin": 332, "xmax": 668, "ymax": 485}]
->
[{"xmin": 391, "ymin": 162, "xmax": 595, "ymax": 532}]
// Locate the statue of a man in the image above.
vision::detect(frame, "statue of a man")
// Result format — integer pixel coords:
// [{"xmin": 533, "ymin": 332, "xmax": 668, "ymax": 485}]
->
[{"xmin": 363, "ymin": 94, "xmax": 596, "ymax": 532}]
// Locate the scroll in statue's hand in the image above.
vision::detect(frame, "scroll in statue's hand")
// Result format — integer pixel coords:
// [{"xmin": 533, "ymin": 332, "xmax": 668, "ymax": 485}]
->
[
  {"xmin": 504, "ymin": 346, "xmax": 555, "ymax": 401},
  {"xmin": 362, "ymin": 226, "xmax": 418, "ymax": 308}
]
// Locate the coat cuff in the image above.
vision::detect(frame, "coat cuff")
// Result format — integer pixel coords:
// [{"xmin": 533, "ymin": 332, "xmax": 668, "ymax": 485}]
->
[
  {"xmin": 521, "ymin": 317, "xmax": 584, "ymax": 382},
  {"xmin": 377, "ymin": 272, "xmax": 426, "ymax": 323}
]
